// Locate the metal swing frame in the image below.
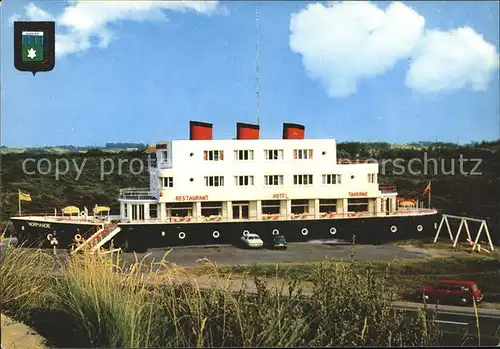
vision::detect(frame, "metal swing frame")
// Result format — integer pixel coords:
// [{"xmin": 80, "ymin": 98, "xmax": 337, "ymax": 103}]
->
[{"xmin": 434, "ymin": 214, "xmax": 495, "ymax": 252}]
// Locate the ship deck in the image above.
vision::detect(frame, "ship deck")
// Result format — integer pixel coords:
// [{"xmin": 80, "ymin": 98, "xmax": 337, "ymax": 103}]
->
[{"xmin": 11, "ymin": 209, "xmax": 438, "ymax": 225}]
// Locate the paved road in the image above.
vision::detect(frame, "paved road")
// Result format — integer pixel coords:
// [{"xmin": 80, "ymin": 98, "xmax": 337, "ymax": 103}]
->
[
  {"xmin": 121, "ymin": 243, "xmax": 427, "ymax": 267},
  {"xmin": 435, "ymin": 312, "xmax": 499, "ymax": 346},
  {"xmin": 395, "ymin": 301, "xmax": 500, "ymax": 345}
]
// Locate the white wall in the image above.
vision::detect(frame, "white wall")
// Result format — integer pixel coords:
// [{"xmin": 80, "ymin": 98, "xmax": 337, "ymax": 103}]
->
[
  {"xmin": 149, "ymin": 167, "xmax": 158, "ymax": 193},
  {"xmin": 153, "ymin": 139, "xmax": 381, "ymax": 202}
]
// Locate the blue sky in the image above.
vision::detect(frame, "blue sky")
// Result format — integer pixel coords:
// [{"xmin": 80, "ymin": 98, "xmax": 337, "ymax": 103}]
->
[{"xmin": 1, "ymin": 1, "xmax": 499, "ymax": 147}]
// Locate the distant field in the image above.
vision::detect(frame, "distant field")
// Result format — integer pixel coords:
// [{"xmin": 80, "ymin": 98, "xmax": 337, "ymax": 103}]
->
[{"xmin": 0, "ymin": 147, "xmax": 141, "ymax": 154}]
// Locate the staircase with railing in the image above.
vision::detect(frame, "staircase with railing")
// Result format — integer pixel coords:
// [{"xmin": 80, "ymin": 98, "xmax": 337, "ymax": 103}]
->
[{"xmin": 71, "ymin": 223, "xmax": 122, "ymax": 254}]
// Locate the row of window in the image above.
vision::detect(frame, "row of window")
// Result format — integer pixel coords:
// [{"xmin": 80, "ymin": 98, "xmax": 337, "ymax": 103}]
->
[
  {"xmin": 204, "ymin": 149, "xmax": 314, "ymax": 161},
  {"xmin": 162, "ymin": 173, "xmax": 376, "ymax": 188},
  {"xmin": 162, "ymin": 174, "xmax": 339, "ymax": 188},
  {"xmin": 125, "ymin": 198, "xmax": 370, "ymax": 219}
]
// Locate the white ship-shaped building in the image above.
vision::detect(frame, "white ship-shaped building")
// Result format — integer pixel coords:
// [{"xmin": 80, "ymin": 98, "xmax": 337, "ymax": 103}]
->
[{"xmin": 11, "ymin": 121, "xmax": 440, "ymax": 252}]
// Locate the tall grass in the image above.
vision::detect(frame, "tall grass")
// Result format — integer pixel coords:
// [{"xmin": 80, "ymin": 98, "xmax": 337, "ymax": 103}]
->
[
  {"xmin": 48, "ymin": 251, "xmax": 183, "ymax": 347},
  {"xmin": 1, "ymin": 246, "xmax": 442, "ymax": 347},
  {"xmin": 0, "ymin": 243, "xmax": 54, "ymax": 316}
]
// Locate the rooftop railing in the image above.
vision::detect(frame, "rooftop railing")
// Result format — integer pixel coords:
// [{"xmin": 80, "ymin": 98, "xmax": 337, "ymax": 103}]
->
[{"xmin": 119, "ymin": 188, "xmax": 158, "ymax": 200}]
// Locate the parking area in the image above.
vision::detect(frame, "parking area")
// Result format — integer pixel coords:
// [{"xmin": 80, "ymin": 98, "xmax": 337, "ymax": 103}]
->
[
  {"xmin": 1, "ymin": 240, "xmax": 427, "ymax": 269},
  {"xmin": 122, "ymin": 243, "xmax": 427, "ymax": 268}
]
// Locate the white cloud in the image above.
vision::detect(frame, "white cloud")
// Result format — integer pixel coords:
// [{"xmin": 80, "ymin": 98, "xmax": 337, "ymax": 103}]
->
[
  {"xmin": 25, "ymin": 2, "xmax": 55, "ymax": 21},
  {"xmin": 406, "ymin": 27, "xmax": 500, "ymax": 93},
  {"xmin": 11, "ymin": 1, "xmax": 221, "ymax": 56},
  {"xmin": 289, "ymin": 1, "xmax": 499, "ymax": 97},
  {"xmin": 8, "ymin": 14, "xmax": 23, "ymax": 24},
  {"xmin": 289, "ymin": 1, "xmax": 425, "ymax": 97}
]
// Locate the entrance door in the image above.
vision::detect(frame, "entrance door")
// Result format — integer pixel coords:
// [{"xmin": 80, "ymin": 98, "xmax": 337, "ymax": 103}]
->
[
  {"xmin": 232, "ymin": 202, "xmax": 249, "ymax": 219},
  {"xmin": 232, "ymin": 205, "xmax": 239, "ymax": 219},
  {"xmin": 385, "ymin": 199, "xmax": 390, "ymax": 213},
  {"xmin": 131, "ymin": 204, "xmax": 145, "ymax": 220}
]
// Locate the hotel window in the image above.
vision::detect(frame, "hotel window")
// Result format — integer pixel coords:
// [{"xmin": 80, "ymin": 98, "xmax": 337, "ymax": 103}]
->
[
  {"xmin": 291, "ymin": 199, "xmax": 309, "ymax": 214},
  {"xmin": 368, "ymin": 173, "xmax": 376, "ymax": 183},
  {"xmin": 234, "ymin": 150, "xmax": 254, "ymax": 160},
  {"xmin": 264, "ymin": 175, "xmax": 284, "ymax": 186},
  {"xmin": 348, "ymin": 198, "xmax": 369, "ymax": 213},
  {"xmin": 262, "ymin": 200, "xmax": 281, "ymax": 215},
  {"xmin": 149, "ymin": 204, "xmax": 158, "ymax": 219},
  {"xmin": 322, "ymin": 174, "xmax": 342, "ymax": 184},
  {"xmin": 161, "ymin": 177, "xmax": 174, "ymax": 188},
  {"xmin": 319, "ymin": 199, "xmax": 337, "ymax": 213},
  {"xmin": 293, "ymin": 174, "xmax": 313, "ymax": 185},
  {"xmin": 264, "ymin": 149, "xmax": 284, "ymax": 160},
  {"xmin": 293, "ymin": 149, "xmax": 313, "ymax": 159},
  {"xmin": 201, "ymin": 201, "xmax": 223, "ymax": 217},
  {"xmin": 167, "ymin": 203, "xmax": 193, "ymax": 218},
  {"xmin": 234, "ymin": 175, "xmax": 254, "ymax": 186},
  {"xmin": 204, "ymin": 150, "xmax": 224, "ymax": 161},
  {"xmin": 159, "ymin": 150, "xmax": 168, "ymax": 163},
  {"xmin": 204, "ymin": 176, "xmax": 224, "ymax": 187}
]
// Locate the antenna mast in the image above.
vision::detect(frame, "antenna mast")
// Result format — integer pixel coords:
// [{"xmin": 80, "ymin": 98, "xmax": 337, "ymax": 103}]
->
[{"xmin": 255, "ymin": 6, "xmax": 260, "ymax": 126}]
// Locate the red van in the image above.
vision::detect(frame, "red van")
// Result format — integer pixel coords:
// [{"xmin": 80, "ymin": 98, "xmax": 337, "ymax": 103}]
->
[{"xmin": 416, "ymin": 280, "xmax": 483, "ymax": 306}]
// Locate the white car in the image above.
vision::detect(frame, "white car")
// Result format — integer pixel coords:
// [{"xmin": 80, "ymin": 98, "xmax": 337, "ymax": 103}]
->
[{"xmin": 240, "ymin": 233, "xmax": 264, "ymax": 248}]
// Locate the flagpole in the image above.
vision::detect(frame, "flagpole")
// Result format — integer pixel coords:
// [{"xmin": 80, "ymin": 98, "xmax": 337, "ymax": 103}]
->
[{"xmin": 18, "ymin": 189, "xmax": 21, "ymax": 216}]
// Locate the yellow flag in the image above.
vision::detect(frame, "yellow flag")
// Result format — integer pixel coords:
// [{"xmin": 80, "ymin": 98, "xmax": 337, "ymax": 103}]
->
[{"xmin": 19, "ymin": 192, "xmax": 32, "ymax": 202}]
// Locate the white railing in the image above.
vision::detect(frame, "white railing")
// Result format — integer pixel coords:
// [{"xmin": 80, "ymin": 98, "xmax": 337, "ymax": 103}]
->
[
  {"xmin": 120, "ymin": 208, "xmax": 438, "ymax": 224},
  {"xmin": 14, "ymin": 214, "xmax": 108, "ymax": 223},
  {"xmin": 157, "ymin": 161, "xmax": 172, "ymax": 169}
]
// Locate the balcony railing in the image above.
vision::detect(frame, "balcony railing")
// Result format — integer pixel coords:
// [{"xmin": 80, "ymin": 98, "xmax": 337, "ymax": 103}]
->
[
  {"xmin": 119, "ymin": 188, "xmax": 158, "ymax": 200},
  {"xmin": 157, "ymin": 160, "xmax": 172, "ymax": 169},
  {"xmin": 119, "ymin": 208, "xmax": 438, "ymax": 223},
  {"xmin": 379, "ymin": 184, "xmax": 397, "ymax": 194}
]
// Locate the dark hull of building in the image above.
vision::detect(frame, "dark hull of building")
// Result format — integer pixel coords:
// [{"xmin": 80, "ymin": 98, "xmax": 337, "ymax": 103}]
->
[{"xmin": 11, "ymin": 212, "xmax": 441, "ymax": 252}]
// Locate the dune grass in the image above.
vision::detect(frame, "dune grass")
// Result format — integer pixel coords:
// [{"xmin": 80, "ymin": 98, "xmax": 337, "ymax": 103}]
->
[
  {"xmin": 0, "ymin": 243, "xmax": 54, "ymax": 316},
  {"xmin": 0, "ymin": 245, "xmax": 444, "ymax": 347}
]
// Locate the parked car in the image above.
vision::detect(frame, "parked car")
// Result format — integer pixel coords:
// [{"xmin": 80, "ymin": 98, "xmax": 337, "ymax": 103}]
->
[
  {"xmin": 415, "ymin": 280, "xmax": 483, "ymax": 305},
  {"xmin": 269, "ymin": 235, "xmax": 287, "ymax": 249},
  {"xmin": 240, "ymin": 233, "xmax": 264, "ymax": 248}
]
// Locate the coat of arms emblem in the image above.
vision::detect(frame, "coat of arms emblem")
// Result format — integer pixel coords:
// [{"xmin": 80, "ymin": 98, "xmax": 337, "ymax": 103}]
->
[{"xmin": 14, "ymin": 21, "xmax": 55, "ymax": 75}]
